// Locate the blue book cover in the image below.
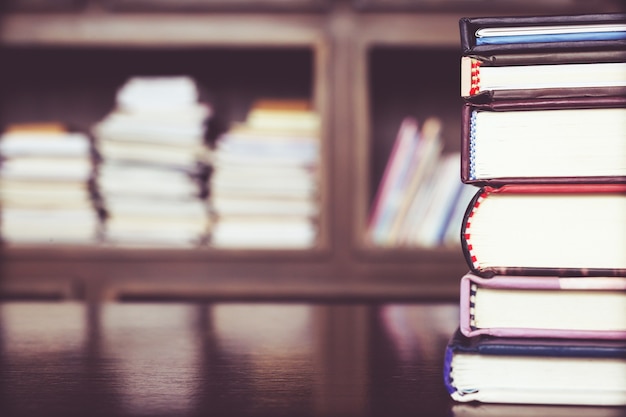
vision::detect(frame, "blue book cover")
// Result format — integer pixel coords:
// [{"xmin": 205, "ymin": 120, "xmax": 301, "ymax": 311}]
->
[
  {"xmin": 460, "ymin": 13, "xmax": 626, "ymax": 55},
  {"xmin": 444, "ymin": 329, "xmax": 626, "ymax": 405}
]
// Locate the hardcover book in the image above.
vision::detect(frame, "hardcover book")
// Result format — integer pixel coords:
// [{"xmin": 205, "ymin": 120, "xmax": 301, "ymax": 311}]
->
[
  {"xmin": 459, "ymin": 272, "xmax": 626, "ymax": 339},
  {"xmin": 459, "ymin": 13, "xmax": 626, "ymax": 55},
  {"xmin": 460, "ymin": 54, "xmax": 626, "ymax": 101},
  {"xmin": 460, "ymin": 97, "xmax": 626, "ymax": 185},
  {"xmin": 461, "ymin": 184, "xmax": 626, "ymax": 277},
  {"xmin": 444, "ymin": 329, "xmax": 626, "ymax": 406},
  {"xmin": 450, "ymin": 11, "xmax": 626, "ymax": 409}
]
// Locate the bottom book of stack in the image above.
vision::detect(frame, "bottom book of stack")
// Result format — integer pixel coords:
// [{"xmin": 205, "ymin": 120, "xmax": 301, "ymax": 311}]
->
[{"xmin": 444, "ymin": 329, "xmax": 626, "ymax": 406}]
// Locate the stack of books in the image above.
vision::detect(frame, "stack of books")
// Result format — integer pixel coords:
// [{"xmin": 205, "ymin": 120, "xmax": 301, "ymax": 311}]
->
[
  {"xmin": 92, "ymin": 76, "xmax": 212, "ymax": 247},
  {"xmin": 0, "ymin": 123, "xmax": 101, "ymax": 245},
  {"xmin": 444, "ymin": 13, "xmax": 626, "ymax": 406},
  {"xmin": 367, "ymin": 116, "xmax": 475, "ymax": 248},
  {"xmin": 208, "ymin": 99, "xmax": 320, "ymax": 249}
]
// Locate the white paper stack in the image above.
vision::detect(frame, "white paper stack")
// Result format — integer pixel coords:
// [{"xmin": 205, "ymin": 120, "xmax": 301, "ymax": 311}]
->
[
  {"xmin": 92, "ymin": 76, "xmax": 212, "ymax": 247},
  {"xmin": 0, "ymin": 125, "xmax": 100, "ymax": 244},
  {"xmin": 209, "ymin": 100, "xmax": 321, "ymax": 249}
]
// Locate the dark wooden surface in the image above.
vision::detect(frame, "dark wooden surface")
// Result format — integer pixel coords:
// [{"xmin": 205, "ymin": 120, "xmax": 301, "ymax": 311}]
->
[{"xmin": 0, "ymin": 300, "xmax": 623, "ymax": 417}]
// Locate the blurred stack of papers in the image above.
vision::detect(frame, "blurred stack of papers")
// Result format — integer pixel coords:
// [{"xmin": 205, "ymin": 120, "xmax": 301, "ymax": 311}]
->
[
  {"xmin": 209, "ymin": 99, "xmax": 321, "ymax": 249},
  {"xmin": 0, "ymin": 123, "xmax": 100, "ymax": 244},
  {"xmin": 92, "ymin": 76, "xmax": 212, "ymax": 247}
]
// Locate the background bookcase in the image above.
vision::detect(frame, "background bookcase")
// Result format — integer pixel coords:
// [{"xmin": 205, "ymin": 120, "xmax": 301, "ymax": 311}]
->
[{"xmin": 0, "ymin": 0, "xmax": 623, "ymax": 301}]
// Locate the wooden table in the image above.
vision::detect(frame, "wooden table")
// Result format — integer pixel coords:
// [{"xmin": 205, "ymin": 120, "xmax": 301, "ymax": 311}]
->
[{"xmin": 0, "ymin": 300, "xmax": 623, "ymax": 417}]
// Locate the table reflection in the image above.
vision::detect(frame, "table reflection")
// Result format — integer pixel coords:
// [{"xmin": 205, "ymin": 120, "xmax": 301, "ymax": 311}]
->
[
  {"xmin": 451, "ymin": 403, "xmax": 626, "ymax": 417},
  {"xmin": 0, "ymin": 300, "xmax": 623, "ymax": 417}
]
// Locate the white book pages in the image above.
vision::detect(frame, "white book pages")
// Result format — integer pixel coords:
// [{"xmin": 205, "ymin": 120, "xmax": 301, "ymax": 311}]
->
[
  {"xmin": 105, "ymin": 195, "xmax": 208, "ymax": 218},
  {"xmin": 479, "ymin": 62, "xmax": 626, "ymax": 91},
  {"xmin": 99, "ymin": 140, "xmax": 209, "ymax": 168},
  {"xmin": 98, "ymin": 163, "xmax": 201, "ymax": 199},
  {"xmin": 0, "ymin": 157, "xmax": 93, "ymax": 181},
  {"xmin": 0, "ymin": 131, "xmax": 91, "ymax": 158},
  {"xmin": 2, "ymin": 209, "xmax": 99, "ymax": 244},
  {"xmin": 211, "ymin": 195, "xmax": 318, "ymax": 217},
  {"xmin": 473, "ymin": 285, "xmax": 626, "ymax": 331},
  {"xmin": 211, "ymin": 219, "xmax": 316, "ymax": 249},
  {"xmin": 468, "ymin": 193, "xmax": 626, "ymax": 270},
  {"xmin": 450, "ymin": 353, "xmax": 626, "ymax": 406},
  {"xmin": 116, "ymin": 76, "xmax": 200, "ymax": 112},
  {"xmin": 471, "ymin": 108, "xmax": 626, "ymax": 179},
  {"xmin": 476, "ymin": 23, "xmax": 626, "ymax": 37}
]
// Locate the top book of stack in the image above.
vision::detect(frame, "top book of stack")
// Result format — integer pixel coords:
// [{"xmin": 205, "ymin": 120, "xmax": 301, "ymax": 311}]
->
[{"xmin": 459, "ymin": 13, "xmax": 626, "ymax": 102}]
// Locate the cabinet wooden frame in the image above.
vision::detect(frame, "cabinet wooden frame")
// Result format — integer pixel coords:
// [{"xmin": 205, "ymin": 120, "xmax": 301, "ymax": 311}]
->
[
  {"xmin": 1, "ymin": 5, "xmax": 621, "ymax": 301},
  {"xmin": 350, "ymin": 13, "xmax": 460, "ymax": 254},
  {"xmin": 103, "ymin": 0, "xmax": 331, "ymax": 12}
]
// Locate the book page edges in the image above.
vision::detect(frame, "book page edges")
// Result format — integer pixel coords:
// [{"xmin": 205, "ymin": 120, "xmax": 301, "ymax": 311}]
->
[{"xmin": 461, "ymin": 56, "xmax": 473, "ymax": 97}]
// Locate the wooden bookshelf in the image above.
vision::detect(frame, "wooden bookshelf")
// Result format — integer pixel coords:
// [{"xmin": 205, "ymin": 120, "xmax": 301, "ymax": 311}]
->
[{"xmin": 0, "ymin": 1, "xmax": 622, "ymax": 301}]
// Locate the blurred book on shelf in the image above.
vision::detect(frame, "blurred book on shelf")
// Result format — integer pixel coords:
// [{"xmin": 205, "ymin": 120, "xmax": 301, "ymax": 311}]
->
[
  {"xmin": 92, "ymin": 76, "xmax": 212, "ymax": 248},
  {"xmin": 208, "ymin": 99, "xmax": 320, "ymax": 249},
  {"xmin": 367, "ymin": 116, "xmax": 474, "ymax": 248},
  {"xmin": 0, "ymin": 122, "xmax": 101, "ymax": 245},
  {"xmin": 97, "ymin": 164, "xmax": 209, "ymax": 247}
]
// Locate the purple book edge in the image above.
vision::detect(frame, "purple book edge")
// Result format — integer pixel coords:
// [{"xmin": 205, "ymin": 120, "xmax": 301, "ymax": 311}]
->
[{"xmin": 459, "ymin": 272, "xmax": 626, "ymax": 339}]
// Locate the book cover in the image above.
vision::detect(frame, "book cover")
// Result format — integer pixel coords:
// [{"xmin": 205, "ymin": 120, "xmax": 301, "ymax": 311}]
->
[
  {"xmin": 459, "ymin": 272, "xmax": 626, "ymax": 339},
  {"xmin": 460, "ymin": 97, "xmax": 626, "ymax": 185},
  {"xmin": 459, "ymin": 13, "xmax": 626, "ymax": 56},
  {"xmin": 460, "ymin": 184, "xmax": 626, "ymax": 277},
  {"xmin": 444, "ymin": 328, "xmax": 626, "ymax": 405}
]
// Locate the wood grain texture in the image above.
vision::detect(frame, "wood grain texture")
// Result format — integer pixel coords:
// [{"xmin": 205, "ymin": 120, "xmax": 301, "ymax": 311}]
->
[
  {"xmin": 0, "ymin": 301, "xmax": 620, "ymax": 417},
  {"xmin": 0, "ymin": 301, "xmax": 450, "ymax": 417}
]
